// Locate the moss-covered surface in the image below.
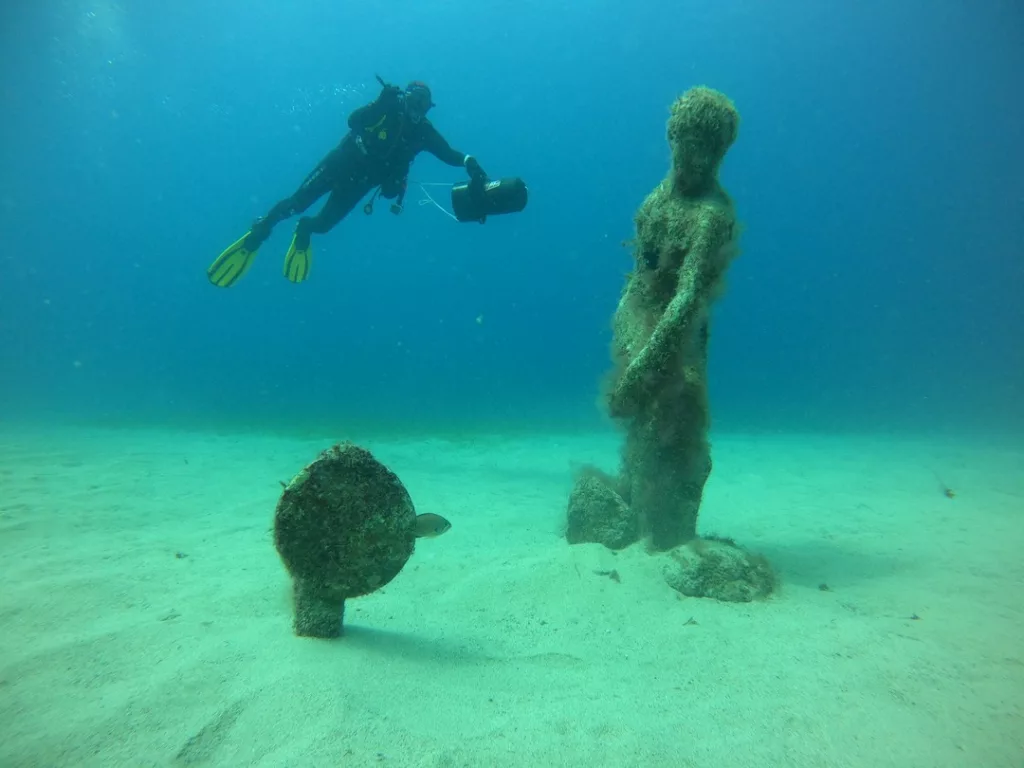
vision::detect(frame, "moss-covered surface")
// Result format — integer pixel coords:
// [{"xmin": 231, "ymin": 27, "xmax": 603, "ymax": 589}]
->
[{"xmin": 274, "ymin": 442, "xmax": 417, "ymax": 637}]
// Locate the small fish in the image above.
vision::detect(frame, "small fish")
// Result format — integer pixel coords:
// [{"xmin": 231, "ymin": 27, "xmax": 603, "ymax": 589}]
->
[
  {"xmin": 934, "ymin": 472, "xmax": 955, "ymax": 499},
  {"xmin": 415, "ymin": 513, "xmax": 452, "ymax": 538}
]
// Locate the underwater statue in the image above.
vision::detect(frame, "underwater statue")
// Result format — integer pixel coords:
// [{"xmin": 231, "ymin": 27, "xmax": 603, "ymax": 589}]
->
[
  {"xmin": 274, "ymin": 442, "xmax": 450, "ymax": 638},
  {"xmin": 566, "ymin": 86, "xmax": 774, "ymax": 602}
]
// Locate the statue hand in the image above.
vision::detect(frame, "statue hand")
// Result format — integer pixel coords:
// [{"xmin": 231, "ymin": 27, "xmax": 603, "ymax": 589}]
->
[{"xmin": 609, "ymin": 347, "xmax": 652, "ymax": 418}]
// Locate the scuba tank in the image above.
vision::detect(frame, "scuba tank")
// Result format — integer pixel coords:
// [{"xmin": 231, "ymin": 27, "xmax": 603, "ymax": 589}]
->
[{"xmin": 451, "ymin": 177, "xmax": 528, "ymax": 224}]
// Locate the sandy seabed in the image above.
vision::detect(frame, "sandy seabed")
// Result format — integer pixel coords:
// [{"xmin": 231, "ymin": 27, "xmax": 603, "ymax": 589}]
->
[{"xmin": 0, "ymin": 424, "xmax": 1021, "ymax": 768}]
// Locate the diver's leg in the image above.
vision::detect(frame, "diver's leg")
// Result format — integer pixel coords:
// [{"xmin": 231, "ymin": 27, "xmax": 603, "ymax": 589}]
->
[
  {"xmin": 282, "ymin": 176, "xmax": 371, "ymax": 282},
  {"xmin": 246, "ymin": 144, "xmax": 347, "ymax": 248},
  {"xmin": 292, "ymin": 175, "xmax": 373, "ymax": 251}
]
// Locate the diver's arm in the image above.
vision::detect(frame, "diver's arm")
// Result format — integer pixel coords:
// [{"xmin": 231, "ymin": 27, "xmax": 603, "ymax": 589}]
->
[
  {"xmin": 421, "ymin": 124, "xmax": 470, "ymax": 167},
  {"xmin": 425, "ymin": 126, "xmax": 489, "ymax": 184}
]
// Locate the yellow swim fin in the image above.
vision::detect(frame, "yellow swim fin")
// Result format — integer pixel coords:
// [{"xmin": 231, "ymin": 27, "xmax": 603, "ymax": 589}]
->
[
  {"xmin": 207, "ymin": 232, "xmax": 258, "ymax": 288},
  {"xmin": 283, "ymin": 232, "xmax": 312, "ymax": 283}
]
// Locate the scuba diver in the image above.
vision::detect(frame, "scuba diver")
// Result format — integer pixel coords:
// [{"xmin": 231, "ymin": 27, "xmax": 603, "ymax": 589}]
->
[{"xmin": 207, "ymin": 77, "xmax": 491, "ymax": 287}]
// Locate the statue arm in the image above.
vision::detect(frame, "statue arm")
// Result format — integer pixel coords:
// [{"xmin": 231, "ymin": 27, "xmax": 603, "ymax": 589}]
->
[{"xmin": 609, "ymin": 235, "xmax": 719, "ymax": 418}]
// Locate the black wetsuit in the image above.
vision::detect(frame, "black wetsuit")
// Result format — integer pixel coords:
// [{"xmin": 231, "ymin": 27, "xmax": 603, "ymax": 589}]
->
[{"xmin": 247, "ymin": 87, "xmax": 471, "ymax": 250}]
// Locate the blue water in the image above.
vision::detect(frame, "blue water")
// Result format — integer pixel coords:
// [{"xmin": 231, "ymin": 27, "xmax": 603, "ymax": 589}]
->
[{"xmin": 2, "ymin": 0, "xmax": 1021, "ymax": 436}]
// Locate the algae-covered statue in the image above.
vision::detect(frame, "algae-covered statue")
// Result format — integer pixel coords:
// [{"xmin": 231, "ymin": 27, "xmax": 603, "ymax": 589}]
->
[
  {"xmin": 566, "ymin": 86, "xmax": 774, "ymax": 602},
  {"xmin": 274, "ymin": 442, "xmax": 450, "ymax": 638}
]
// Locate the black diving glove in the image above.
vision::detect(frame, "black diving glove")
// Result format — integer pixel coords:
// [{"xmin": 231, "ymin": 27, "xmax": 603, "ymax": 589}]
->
[{"xmin": 464, "ymin": 155, "xmax": 487, "ymax": 184}]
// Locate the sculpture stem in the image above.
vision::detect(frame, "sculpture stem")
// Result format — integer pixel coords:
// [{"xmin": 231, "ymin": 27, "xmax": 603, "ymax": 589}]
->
[{"xmin": 293, "ymin": 579, "xmax": 345, "ymax": 638}]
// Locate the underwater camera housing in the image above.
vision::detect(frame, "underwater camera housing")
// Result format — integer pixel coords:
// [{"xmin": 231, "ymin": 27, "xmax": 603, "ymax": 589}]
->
[{"xmin": 451, "ymin": 177, "xmax": 528, "ymax": 224}]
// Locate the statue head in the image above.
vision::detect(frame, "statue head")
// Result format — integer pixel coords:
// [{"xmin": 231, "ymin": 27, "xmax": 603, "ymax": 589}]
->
[{"xmin": 667, "ymin": 86, "xmax": 739, "ymax": 197}]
